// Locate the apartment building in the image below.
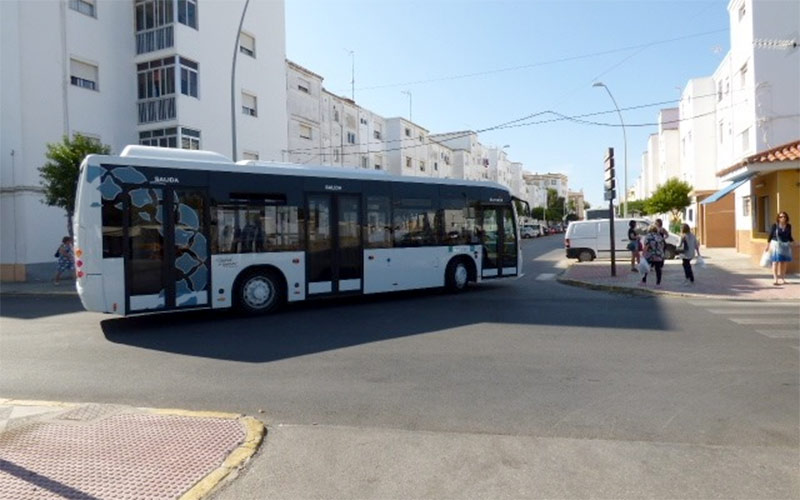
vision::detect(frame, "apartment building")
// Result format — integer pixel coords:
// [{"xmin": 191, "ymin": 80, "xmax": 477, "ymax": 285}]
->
[
  {"xmin": 1, "ymin": 0, "xmax": 288, "ymax": 281},
  {"xmin": 699, "ymin": 0, "xmax": 799, "ymax": 269}
]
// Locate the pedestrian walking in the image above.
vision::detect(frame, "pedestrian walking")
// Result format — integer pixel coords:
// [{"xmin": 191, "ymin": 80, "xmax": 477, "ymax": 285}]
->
[
  {"xmin": 678, "ymin": 223, "xmax": 701, "ymax": 285},
  {"xmin": 627, "ymin": 220, "xmax": 640, "ymax": 272},
  {"xmin": 764, "ymin": 211, "xmax": 794, "ymax": 285},
  {"xmin": 53, "ymin": 236, "xmax": 75, "ymax": 285},
  {"xmin": 640, "ymin": 225, "xmax": 665, "ymax": 287},
  {"xmin": 655, "ymin": 218, "xmax": 669, "ymax": 238}
]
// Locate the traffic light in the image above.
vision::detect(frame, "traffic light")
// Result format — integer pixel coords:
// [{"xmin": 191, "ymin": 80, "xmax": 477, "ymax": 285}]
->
[{"xmin": 604, "ymin": 147, "xmax": 616, "ymax": 200}]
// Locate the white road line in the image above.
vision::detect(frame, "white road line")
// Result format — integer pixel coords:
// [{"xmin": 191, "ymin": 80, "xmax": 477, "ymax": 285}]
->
[
  {"xmin": 706, "ymin": 308, "xmax": 800, "ymax": 315},
  {"xmin": 689, "ymin": 300, "xmax": 800, "ymax": 308},
  {"xmin": 536, "ymin": 273, "xmax": 556, "ymax": 281},
  {"xmin": 755, "ymin": 329, "xmax": 800, "ymax": 339},
  {"xmin": 730, "ymin": 318, "xmax": 799, "ymax": 325}
]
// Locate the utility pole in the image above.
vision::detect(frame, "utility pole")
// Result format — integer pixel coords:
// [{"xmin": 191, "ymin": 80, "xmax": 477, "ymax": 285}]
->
[{"xmin": 604, "ymin": 147, "xmax": 617, "ymax": 276}]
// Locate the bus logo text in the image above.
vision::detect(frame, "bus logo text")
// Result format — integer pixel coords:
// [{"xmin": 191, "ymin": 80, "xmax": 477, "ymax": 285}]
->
[
  {"xmin": 325, "ymin": 184, "xmax": 343, "ymax": 191},
  {"xmin": 153, "ymin": 176, "xmax": 180, "ymax": 184}
]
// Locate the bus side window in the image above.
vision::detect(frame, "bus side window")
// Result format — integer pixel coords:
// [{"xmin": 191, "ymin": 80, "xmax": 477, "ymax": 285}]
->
[{"xmin": 365, "ymin": 195, "xmax": 392, "ymax": 248}]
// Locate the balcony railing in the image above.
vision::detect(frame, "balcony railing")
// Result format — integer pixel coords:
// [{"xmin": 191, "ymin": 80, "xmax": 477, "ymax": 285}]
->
[
  {"xmin": 136, "ymin": 25, "xmax": 174, "ymax": 55},
  {"xmin": 138, "ymin": 96, "xmax": 176, "ymax": 124}
]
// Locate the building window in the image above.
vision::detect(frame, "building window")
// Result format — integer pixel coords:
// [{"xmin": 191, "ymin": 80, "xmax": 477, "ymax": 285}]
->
[
  {"xmin": 177, "ymin": 0, "xmax": 197, "ymax": 28},
  {"xmin": 419, "ymin": 160, "xmax": 425, "ymax": 172},
  {"xmin": 361, "ymin": 156, "xmax": 368, "ymax": 169},
  {"xmin": 139, "ymin": 127, "xmax": 178, "ymax": 148},
  {"xmin": 243, "ymin": 151, "xmax": 259, "ymax": 161},
  {"xmin": 346, "ymin": 132, "xmax": 356, "ymax": 144},
  {"xmin": 360, "ymin": 117, "xmax": 368, "ymax": 125},
  {"xmin": 434, "ymin": 162, "xmax": 438, "ymax": 171},
  {"xmin": 740, "ymin": 62, "xmax": 747, "ymax": 88},
  {"xmin": 757, "ymin": 196, "xmax": 770, "ymax": 233},
  {"xmin": 241, "ymin": 92, "xmax": 257, "ymax": 117},
  {"xmin": 299, "ymin": 124, "xmax": 312, "ymax": 140},
  {"xmin": 70, "ymin": 59, "xmax": 98, "ymax": 91},
  {"xmin": 405, "ymin": 128, "xmax": 411, "ymax": 137},
  {"xmin": 179, "ymin": 57, "xmax": 198, "ymax": 97},
  {"xmin": 742, "ymin": 196, "xmax": 751, "ymax": 216},
  {"xmin": 374, "ymin": 155, "xmax": 382, "ymax": 170},
  {"xmin": 717, "ymin": 80, "xmax": 722, "ymax": 101},
  {"xmin": 239, "ymin": 32, "xmax": 255, "ymax": 58},
  {"xmin": 69, "ymin": 0, "xmax": 96, "ymax": 17},
  {"xmin": 373, "ymin": 130, "xmax": 382, "ymax": 140},
  {"xmin": 405, "ymin": 156, "xmax": 412, "ymax": 168},
  {"xmin": 297, "ymin": 78, "xmax": 310, "ymax": 94},
  {"xmin": 134, "ymin": 0, "xmax": 174, "ymax": 54},
  {"xmin": 137, "ymin": 57, "xmax": 175, "ymax": 98},
  {"xmin": 333, "ymin": 109, "xmax": 339, "ymax": 122},
  {"xmin": 334, "ymin": 148, "xmax": 340, "ymax": 162},
  {"xmin": 740, "ymin": 127, "xmax": 750, "ymax": 152},
  {"xmin": 719, "ymin": 121, "xmax": 724, "ymax": 143},
  {"xmin": 181, "ymin": 127, "xmax": 200, "ymax": 150}
]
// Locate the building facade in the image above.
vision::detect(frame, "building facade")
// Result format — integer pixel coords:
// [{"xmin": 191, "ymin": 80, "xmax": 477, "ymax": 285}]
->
[{"xmin": 1, "ymin": 0, "xmax": 288, "ymax": 281}]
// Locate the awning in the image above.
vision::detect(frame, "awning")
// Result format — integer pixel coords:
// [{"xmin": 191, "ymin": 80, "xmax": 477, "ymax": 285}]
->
[{"xmin": 700, "ymin": 172, "xmax": 757, "ymax": 205}]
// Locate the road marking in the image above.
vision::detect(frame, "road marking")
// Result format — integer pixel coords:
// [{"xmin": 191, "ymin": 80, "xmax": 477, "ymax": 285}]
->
[
  {"xmin": 689, "ymin": 300, "xmax": 800, "ymax": 308},
  {"xmin": 536, "ymin": 273, "xmax": 556, "ymax": 281},
  {"xmin": 706, "ymin": 308, "xmax": 800, "ymax": 315},
  {"xmin": 730, "ymin": 318, "xmax": 799, "ymax": 325},
  {"xmin": 755, "ymin": 329, "xmax": 799, "ymax": 339}
]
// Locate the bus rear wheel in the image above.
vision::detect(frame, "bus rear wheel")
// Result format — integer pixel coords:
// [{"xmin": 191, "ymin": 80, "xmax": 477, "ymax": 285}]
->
[
  {"xmin": 237, "ymin": 269, "xmax": 284, "ymax": 314},
  {"xmin": 445, "ymin": 258, "xmax": 470, "ymax": 292}
]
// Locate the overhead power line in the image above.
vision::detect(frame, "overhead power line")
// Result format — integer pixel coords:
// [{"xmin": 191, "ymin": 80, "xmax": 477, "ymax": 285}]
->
[{"xmin": 339, "ymin": 28, "xmax": 728, "ymax": 93}]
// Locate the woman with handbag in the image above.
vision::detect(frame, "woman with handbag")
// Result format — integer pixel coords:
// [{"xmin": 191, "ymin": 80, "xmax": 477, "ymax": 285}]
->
[
  {"xmin": 765, "ymin": 211, "xmax": 793, "ymax": 285},
  {"xmin": 640, "ymin": 225, "xmax": 665, "ymax": 287}
]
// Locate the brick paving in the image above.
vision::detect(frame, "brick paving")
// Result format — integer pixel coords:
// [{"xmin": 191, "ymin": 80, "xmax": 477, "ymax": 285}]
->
[
  {"xmin": 560, "ymin": 247, "xmax": 800, "ymax": 301},
  {"xmin": 0, "ymin": 402, "xmax": 252, "ymax": 500}
]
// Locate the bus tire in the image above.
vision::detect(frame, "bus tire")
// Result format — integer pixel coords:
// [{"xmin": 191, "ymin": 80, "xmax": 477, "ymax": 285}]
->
[
  {"xmin": 236, "ymin": 268, "xmax": 285, "ymax": 314},
  {"xmin": 445, "ymin": 258, "xmax": 471, "ymax": 292}
]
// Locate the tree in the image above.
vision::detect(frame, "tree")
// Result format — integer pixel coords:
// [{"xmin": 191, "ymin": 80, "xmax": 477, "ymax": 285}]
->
[
  {"xmin": 626, "ymin": 199, "xmax": 649, "ymax": 216},
  {"xmin": 645, "ymin": 178, "xmax": 692, "ymax": 224},
  {"xmin": 39, "ymin": 134, "xmax": 111, "ymax": 235},
  {"xmin": 530, "ymin": 206, "xmax": 546, "ymax": 220}
]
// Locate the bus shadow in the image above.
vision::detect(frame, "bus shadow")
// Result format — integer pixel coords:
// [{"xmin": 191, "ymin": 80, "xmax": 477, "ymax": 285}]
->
[{"xmin": 101, "ymin": 285, "xmax": 667, "ymax": 363}]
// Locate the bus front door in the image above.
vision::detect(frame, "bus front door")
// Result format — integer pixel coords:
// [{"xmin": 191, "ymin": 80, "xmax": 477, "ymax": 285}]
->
[
  {"xmin": 306, "ymin": 193, "xmax": 363, "ymax": 296},
  {"xmin": 480, "ymin": 206, "xmax": 519, "ymax": 278},
  {"xmin": 125, "ymin": 187, "xmax": 211, "ymax": 313}
]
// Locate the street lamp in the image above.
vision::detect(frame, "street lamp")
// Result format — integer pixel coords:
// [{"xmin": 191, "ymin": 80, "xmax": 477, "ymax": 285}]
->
[
  {"xmin": 345, "ymin": 49, "xmax": 354, "ymax": 101},
  {"xmin": 230, "ymin": 0, "xmax": 251, "ymax": 161},
  {"xmin": 593, "ymin": 82, "xmax": 628, "ymax": 217}
]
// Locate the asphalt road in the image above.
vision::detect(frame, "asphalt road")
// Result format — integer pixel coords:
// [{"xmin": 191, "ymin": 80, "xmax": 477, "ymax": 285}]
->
[{"xmin": 1, "ymin": 235, "xmax": 798, "ymax": 498}]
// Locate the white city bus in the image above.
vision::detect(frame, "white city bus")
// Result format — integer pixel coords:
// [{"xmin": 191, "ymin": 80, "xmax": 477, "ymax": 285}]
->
[{"xmin": 74, "ymin": 146, "xmax": 523, "ymax": 316}]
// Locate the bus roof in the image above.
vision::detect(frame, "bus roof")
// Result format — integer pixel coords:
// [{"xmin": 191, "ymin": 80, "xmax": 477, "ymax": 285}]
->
[{"xmin": 89, "ymin": 146, "xmax": 510, "ymax": 192}]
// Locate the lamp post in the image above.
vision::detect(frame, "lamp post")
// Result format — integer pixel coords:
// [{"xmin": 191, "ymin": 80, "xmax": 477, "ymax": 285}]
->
[
  {"xmin": 345, "ymin": 49, "xmax": 354, "ymax": 101},
  {"xmin": 230, "ymin": 0, "xmax": 251, "ymax": 161},
  {"xmin": 593, "ymin": 82, "xmax": 627, "ymax": 217}
]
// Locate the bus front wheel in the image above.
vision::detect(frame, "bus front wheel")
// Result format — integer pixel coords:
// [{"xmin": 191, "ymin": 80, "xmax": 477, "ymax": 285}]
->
[
  {"xmin": 445, "ymin": 258, "xmax": 470, "ymax": 292},
  {"xmin": 237, "ymin": 269, "xmax": 284, "ymax": 314}
]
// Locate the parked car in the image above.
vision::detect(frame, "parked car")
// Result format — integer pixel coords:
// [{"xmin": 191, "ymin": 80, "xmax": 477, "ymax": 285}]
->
[
  {"xmin": 521, "ymin": 224, "xmax": 544, "ymax": 238},
  {"xmin": 564, "ymin": 218, "xmax": 679, "ymax": 262}
]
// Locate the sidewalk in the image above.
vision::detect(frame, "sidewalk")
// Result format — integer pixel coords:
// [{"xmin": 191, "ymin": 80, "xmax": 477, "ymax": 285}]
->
[
  {"xmin": 559, "ymin": 246, "xmax": 800, "ymax": 300},
  {"xmin": 0, "ymin": 399, "xmax": 264, "ymax": 500},
  {"xmin": 0, "ymin": 280, "xmax": 78, "ymax": 296}
]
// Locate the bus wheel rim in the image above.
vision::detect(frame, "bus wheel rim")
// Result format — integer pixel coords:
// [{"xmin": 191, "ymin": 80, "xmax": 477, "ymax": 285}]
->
[
  {"xmin": 244, "ymin": 277, "xmax": 273, "ymax": 308},
  {"xmin": 454, "ymin": 264, "xmax": 468, "ymax": 288}
]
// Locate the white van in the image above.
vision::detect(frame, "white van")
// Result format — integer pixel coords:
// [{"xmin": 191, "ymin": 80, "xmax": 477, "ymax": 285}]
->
[{"xmin": 564, "ymin": 218, "xmax": 679, "ymax": 262}]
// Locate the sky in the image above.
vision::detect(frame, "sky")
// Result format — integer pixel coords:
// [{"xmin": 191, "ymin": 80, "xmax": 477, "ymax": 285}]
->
[{"xmin": 284, "ymin": 0, "xmax": 732, "ymax": 207}]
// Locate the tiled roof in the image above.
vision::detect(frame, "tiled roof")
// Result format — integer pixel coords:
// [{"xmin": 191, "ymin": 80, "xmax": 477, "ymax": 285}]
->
[{"xmin": 717, "ymin": 139, "xmax": 800, "ymax": 177}]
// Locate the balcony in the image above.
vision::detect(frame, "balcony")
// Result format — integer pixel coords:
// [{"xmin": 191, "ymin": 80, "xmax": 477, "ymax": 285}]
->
[
  {"xmin": 138, "ymin": 96, "xmax": 176, "ymax": 124},
  {"xmin": 136, "ymin": 25, "xmax": 174, "ymax": 55}
]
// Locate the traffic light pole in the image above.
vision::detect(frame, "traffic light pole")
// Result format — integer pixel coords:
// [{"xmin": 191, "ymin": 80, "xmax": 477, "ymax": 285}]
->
[{"xmin": 604, "ymin": 147, "xmax": 616, "ymax": 277}]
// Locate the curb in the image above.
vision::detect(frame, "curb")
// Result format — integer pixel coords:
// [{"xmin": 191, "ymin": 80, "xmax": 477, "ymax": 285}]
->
[
  {"xmin": 556, "ymin": 276, "xmax": 800, "ymax": 301},
  {"xmin": 0, "ymin": 399, "xmax": 267, "ymax": 500},
  {"xmin": 0, "ymin": 289, "xmax": 79, "ymax": 297}
]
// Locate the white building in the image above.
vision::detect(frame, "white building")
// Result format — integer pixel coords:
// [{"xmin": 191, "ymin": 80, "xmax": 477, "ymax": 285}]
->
[
  {"xmin": 1, "ymin": 0, "xmax": 288, "ymax": 281},
  {"xmin": 698, "ymin": 0, "xmax": 799, "ymax": 261}
]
